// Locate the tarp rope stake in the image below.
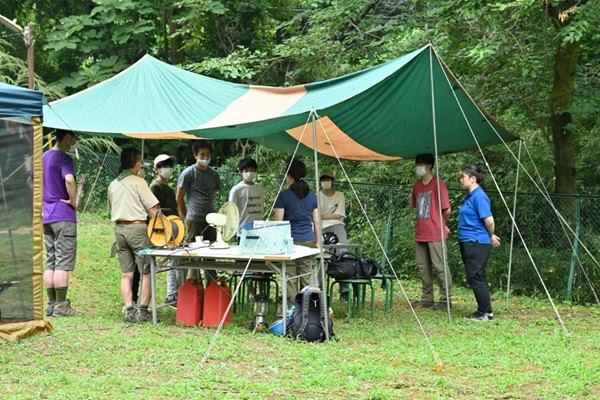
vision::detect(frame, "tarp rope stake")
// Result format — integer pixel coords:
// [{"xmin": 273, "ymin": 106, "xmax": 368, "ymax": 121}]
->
[
  {"xmin": 315, "ymin": 112, "xmax": 444, "ymax": 368},
  {"xmin": 201, "ymin": 112, "xmax": 313, "ymax": 364},
  {"xmin": 433, "ymin": 47, "xmax": 571, "ymax": 337}
]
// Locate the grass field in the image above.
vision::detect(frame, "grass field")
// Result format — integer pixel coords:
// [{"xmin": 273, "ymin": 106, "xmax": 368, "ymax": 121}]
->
[{"xmin": 2, "ymin": 214, "xmax": 599, "ymax": 399}]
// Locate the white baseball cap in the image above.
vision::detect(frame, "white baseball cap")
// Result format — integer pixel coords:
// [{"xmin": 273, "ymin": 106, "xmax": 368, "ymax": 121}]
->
[{"xmin": 153, "ymin": 154, "xmax": 174, "ymax": 168}]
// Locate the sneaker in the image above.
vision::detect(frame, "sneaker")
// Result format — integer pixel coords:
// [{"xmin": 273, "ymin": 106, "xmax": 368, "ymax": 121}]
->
[
  {"xmin": 124, "ymin": 306, "xmax": 136, "ymax": 323},
  {"xmin": 136, "ymin": 306, "xmax": 152, "ymax": 323},
  {"xmin": 165, "ymin": 295, "xmax": 178, "ymax": 309},
  {"xmin": 45, "ymin": 301, "xmax": 55, "ymax": 317},
  {"xmin": 433, "ymin": 302, "xmax": 452, "ymax": 311},
  {"xmin": 411, "ymin": 300, "xmax": 434, "ymax": 309},
  {"xmin": 52, "ymin": 300, "xmax": 77, "ymax": 316},
  {"xmin": 465, "ymin": 311, "xmax": 493, "ymax": 321}
]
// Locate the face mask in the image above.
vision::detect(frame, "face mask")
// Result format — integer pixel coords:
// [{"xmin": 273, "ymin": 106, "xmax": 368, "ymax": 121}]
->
[
  {"xmin": 321, "ymin": 181, "xmax": 332, "ymax": 190},
  {"xmin": 137, "ymin": 168, "xmax": 146, "ymax": 179},
  {"xmin": 197, "ymin": 158, "xmax": 210, "ymax": 167},
  {"xmin": 242, "ymin": 171, "xmax": 256, "ymax": 182},
  {"xmin": 159, "ymin": 167, "xmax": 173, "ymax": 180},
  {"xmin": 416, "ymin": 166, "xmax": 427, "ymax": 177}
]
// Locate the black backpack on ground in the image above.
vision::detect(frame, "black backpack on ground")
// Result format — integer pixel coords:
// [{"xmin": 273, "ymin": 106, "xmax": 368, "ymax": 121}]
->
[
  {"xmin": 286, "ymin": 287, "xmax": 334, "ymax": 342},
  {"xmin": 326, "ymin": 253, "xmax": 379, "ymax": 280}
]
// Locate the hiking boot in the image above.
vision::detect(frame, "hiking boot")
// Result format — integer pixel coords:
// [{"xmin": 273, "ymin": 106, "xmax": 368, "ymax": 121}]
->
[
  {"xmin": 45, "ymin": 301, "xmax": 55, "ymax": 317},
  {"xmin": 52, "ymin": 300, "xmax": 77, "ymax": 316},
  {"xmin": 411, "ymin": 300, "xmax": 434, "ymax": 309},
  {"xmin": 136, "ymin": 306, "xmax": 152, "ymax": 323},
  {"xmin": 123, "ymin": 306, "xmax": 136, "ymax": 323},
  {"xmin": 433, "ymin": 302, "xmax": 452, "ymax": 311},
  {"xmin": 465, "ymin": 311, "xmax": 494, "ymax": 321}
]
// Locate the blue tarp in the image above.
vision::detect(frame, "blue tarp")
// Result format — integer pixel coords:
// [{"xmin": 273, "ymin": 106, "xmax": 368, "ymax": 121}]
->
[{"xmin": 0, "ymin": 82, "xmax": 44, "ymax": 122}]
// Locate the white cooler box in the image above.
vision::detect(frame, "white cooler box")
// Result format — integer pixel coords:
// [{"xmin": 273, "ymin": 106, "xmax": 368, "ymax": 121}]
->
[{"xmin": 239, "ymin": 221, "xmax": 294, "ymax": 255}]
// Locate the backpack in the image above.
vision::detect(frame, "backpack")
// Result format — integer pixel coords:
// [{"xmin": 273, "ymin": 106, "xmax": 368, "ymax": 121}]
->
[
  {"xmin": 326, "ymin": 253, "xmax": 379, "ymax": 280},
  {"xmin": 286, "ymin": 287, "xmax": 334, "ymax": 342}
]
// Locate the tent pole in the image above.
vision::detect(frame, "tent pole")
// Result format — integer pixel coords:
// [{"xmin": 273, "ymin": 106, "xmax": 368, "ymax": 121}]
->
[
  {"xmin": 428, "ymin": 45, "xmax": 452, "ymax": 322},
  {"xmin": 505, "ymin": 140, "xmax": 522, "ymax": 309},
  {"xmin": 141, "ymin": 139, "xmax": 145, "ymax": 161},
  {"xmin": 310, "ymin": 109, "xmax": 330, "ymax": 341}
]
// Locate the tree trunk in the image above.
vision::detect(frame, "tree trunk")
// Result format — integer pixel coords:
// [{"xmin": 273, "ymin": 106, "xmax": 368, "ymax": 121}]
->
[{"xmin": 549, "ymin": 42, "xmax": 578, "ymax": 196}]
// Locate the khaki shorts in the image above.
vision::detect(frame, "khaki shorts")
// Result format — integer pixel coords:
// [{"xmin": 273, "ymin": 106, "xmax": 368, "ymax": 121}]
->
[
  {"xmin": 115, "ymin": 223, "xmax": 151, "ymax": 274},
  {"xmin": 44, "ymin": 221, "xmax": 77, "ymax": 271}
]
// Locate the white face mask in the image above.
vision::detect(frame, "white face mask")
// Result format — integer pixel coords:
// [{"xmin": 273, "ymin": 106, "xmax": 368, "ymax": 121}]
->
[
  {"xmin": 321, "ymin": 181, "xmax": 332, "ymax": 190},
  {"xmin": 197, "ymin": 158, "xmax": 210, "ymax": 167},
  {"xmin": 242, "ymin": 171, "xmax": 256, "ymax": 182},
  {"xmin": 159, "ymin": 167, "xmax": 173, "ymax": 180},
  {"xmin": 416, "ymin": 166, "xmax": 428, "ymax": 177}
]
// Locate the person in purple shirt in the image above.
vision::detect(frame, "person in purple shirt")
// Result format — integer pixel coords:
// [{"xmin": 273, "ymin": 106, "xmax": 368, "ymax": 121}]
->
[{"xmin": 43, "ymin": 130, "xmax": 78, "ymax": 317}]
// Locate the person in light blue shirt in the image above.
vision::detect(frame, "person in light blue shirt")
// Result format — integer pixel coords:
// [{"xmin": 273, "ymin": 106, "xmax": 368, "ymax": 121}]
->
[{"xmin": 458, "ymin": 165, "xmax": 501, "ymax": 321}]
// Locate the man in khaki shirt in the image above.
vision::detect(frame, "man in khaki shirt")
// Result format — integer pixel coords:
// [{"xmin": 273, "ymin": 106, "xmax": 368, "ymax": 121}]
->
[{"xmin": 108, "ymin": 148, "xmax": 159, "ymax": 323}]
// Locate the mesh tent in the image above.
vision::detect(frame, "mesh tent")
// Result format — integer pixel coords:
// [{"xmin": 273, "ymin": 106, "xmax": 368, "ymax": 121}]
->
[{"xmin": 0, "ymin": 82, "xmax": 52, "ymax": 341}]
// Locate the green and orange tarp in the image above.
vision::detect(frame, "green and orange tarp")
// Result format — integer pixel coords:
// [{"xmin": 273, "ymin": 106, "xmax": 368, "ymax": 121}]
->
[{"xmin": 43, "ymin": 45, "xmax": 515, "ymax": 160}]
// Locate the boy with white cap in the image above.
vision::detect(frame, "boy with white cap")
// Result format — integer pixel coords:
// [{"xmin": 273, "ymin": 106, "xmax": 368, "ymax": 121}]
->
[{"xmin": 150, "ymin": 154, "xmax": 180, "ymax": 306}]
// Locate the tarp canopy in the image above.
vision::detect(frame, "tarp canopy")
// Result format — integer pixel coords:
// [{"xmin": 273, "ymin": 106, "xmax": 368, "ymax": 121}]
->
[
  {"xmin": 0, "ymin": 82, "xmax": 44, "ymax": 122},
  {"xmin": 43, "ymin": 44, "xmax": 516, "ymax": 160}
]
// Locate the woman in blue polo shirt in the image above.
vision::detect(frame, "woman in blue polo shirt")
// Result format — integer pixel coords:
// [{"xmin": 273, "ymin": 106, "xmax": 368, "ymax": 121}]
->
[
  {"xmin": 458, "ymin": 165, "xmax": 501, "ymax": 321},
  {"xmin": 274, "ymin": 159, "xmax": 320, "ymax": 299}
]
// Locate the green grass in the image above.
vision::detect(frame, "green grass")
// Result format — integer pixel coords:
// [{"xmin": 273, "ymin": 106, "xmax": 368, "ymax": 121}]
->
[{"xmin": 2, "ymin": 214, "xmax": 600, "ymax": 399}]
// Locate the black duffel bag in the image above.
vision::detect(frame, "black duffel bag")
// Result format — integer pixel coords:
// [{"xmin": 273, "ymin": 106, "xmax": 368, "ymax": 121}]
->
[{"xmin": 326, "ymin": 253, "xmax": 379, "ymax": 280}]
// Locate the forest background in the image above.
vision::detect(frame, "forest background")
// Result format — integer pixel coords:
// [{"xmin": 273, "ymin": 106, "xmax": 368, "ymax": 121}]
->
[{"xmin": 1, "ymin": 0, "xmax": 599, "ymax": 302}]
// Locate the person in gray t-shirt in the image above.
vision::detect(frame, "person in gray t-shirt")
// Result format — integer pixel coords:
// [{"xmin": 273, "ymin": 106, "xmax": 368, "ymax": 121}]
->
[
  {"xmin": 229, "ymin": 158, "xmax": 264, "ymax": 237},
  {"xmin": 176, "ymin": 140, "xmax": 220, "ymax": 284}
]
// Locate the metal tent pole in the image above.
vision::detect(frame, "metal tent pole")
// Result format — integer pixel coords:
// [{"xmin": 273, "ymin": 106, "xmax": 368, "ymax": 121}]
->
[
  {"xmin": 429, "ymin": 45, "xmax": 452, "ymax": 322},
  {"xmin": 310, "ymin": 110, "xmax": 330, "ymax": 341},
  {"xmin": 505, "ymin": 140, "xmax": 522, "ymax": 309}
]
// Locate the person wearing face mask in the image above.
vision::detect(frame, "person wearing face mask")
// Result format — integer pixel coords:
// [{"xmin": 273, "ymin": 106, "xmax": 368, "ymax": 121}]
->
[
  {"xmin": 176, "ymin": 140, "xmax": 220, "ymax": 284},
  {"xmin": 150, "ymin": 154, "xmax": 180, "ymax": 306},
  {"xmin": 318, "ymin": 169, "xmax": 347, "ymax": 245},
  {"xmin": 410, "ymin": 153, "xmax": 452, "ymax": 311},
  {"xmin": 228, "ymin": 158, "xmax": 264, "ymax": 240},
  {"xmin": 107, "ymin": 148, "xmax": 160, "ymax": 322},
  {"xmin": 42, "ymin": 130, "xmax": 79, "ymax": 317}
]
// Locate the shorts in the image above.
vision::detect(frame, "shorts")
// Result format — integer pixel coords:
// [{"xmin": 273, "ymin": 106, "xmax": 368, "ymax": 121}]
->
[
  {"xmin": 44, "ymin": 221, "xmax": 77, "ymax": 271},
  {"xmin": 115, "ymin": 223, "xmax": 151, "ymax": 274}
]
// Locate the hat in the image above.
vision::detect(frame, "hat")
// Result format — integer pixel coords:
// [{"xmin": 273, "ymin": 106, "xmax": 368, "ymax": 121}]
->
[
  {"xmin": 153, "ymin": 154, "xmax": 174, "ymax": 168},
  {"xmin": 320, "ymin": 169, "xmax": 335, "ymax": 180}
]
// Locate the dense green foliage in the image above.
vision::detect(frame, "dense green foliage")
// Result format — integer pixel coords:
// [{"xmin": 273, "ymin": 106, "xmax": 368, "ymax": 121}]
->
[{"xmin": 1, "ymin": 0, "xmax": 598, "ymax": 192}]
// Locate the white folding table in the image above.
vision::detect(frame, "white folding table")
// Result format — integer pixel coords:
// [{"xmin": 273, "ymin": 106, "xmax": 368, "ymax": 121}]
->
[{"xmin": 138, "ymin": 244, "xmax": 321, "ymax": 330}]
